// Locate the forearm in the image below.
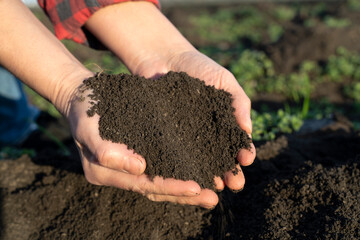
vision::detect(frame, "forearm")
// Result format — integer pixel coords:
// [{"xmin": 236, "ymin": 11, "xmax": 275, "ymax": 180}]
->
[
  {"xmin": 0, "ymin": 0, "xmax": 93, "ymax": 115},
  {"xmin": 84, "ymin": 1, "xmax": 196, "ymax": 76}
]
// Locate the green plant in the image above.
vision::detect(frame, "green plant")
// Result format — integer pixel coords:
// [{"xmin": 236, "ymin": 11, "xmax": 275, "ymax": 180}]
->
[
  {"xmin": 300, "ymin": 60, "xmax": 320, "ymax": 75},
  {"xmin": 324, "ymin": 16, "xmax": 351, "ymax": 28},
  {"xmin": 230, "ymin": 50, "xmax": 276, "ymax": 97},
  {"xmin": 189, "ymin": 6, "xmax": 283, "ymax": 45},
  {"xmin": 268, "ymin": 24, "xmax": 284, "ymax": 43},
  {"xmin": 251, "ymin": 109, "xmax": 303, "ymax": 141},
  {"xmin": 325, "ymin": 47, "xmax": 360, "ymax": 82},
  {"xmin": 286, "ymin": 72, "xmax": 312, "ymax": 103},
  {"xmin": 344, "ymin": 82, "xmax": 360, "ymax": 102},
  {"xmin": 272, "ymin": 6, "xmax": 296, "ymax": 21},
  {"xmin": 348, "ymin": 0, "xmax": 360, "ymax": 10}
]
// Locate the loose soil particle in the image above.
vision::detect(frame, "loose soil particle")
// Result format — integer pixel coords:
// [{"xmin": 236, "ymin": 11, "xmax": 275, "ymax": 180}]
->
[{"xmin": 82, "ymin": 71, "xmax": 251, "ymax": 189}]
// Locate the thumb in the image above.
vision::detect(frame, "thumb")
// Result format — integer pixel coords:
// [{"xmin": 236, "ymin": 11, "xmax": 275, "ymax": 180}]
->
[
  {"xmin": 91, "ymin": 141, "xmax": 146, "ymax": 175},
  {"xmin": 76, "ymin": 120, "xmax": 146, "ymax": 175}
]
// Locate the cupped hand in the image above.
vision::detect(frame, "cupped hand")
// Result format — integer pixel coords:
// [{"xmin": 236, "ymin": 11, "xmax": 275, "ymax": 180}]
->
[
  {"xmin": 65, "ymin": 49, "xmax": 255, "ymax": 209},
  {"xmin": 134, "ymin": 49, "xmax": 256, "ymax": 204},
  {"xmin": 66, "ymin": 85, "xmax": 218, "ymax": 209},
  {"xmin": 78, "ymin": 1, "xmax": 254, "ymax": 208}
]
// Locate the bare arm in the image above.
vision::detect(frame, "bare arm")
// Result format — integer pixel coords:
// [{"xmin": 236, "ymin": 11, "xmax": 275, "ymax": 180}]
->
[
  {"xmin": 85, "ymin": 1, "xmax": 196, "ymax": 77},
  {"xmin": 0, "ymin": 0, "xmax": 93, "ymax": 116}
]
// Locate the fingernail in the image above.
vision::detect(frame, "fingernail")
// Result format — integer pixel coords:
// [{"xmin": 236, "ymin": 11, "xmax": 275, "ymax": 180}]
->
[
  {"xmin": 126, "ymin": 156, "xmax": 145, "ymax": 174},
  {"xmin": 231, "ymin": 187, "xmax": 244, "ymax": 193},
  {"xmin": 202, "ymin": 205, "xmax": 216, "ymax": 210},
  {"xmin": 134, "ymin": 157, "xmax": 145, "ymax": 171}
]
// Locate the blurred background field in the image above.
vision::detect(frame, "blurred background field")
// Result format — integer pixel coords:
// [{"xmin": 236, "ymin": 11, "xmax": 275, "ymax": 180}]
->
[{"xmin": 26, "ymin": 0, "xmax": 360, "ymax": 142}]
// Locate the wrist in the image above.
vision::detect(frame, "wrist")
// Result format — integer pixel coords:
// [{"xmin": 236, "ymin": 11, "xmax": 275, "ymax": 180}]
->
[
  {"xmin": 50, "ymin": 68, "xmax": 94, "ymax": 118},
  {"xmin": 131, "ymin": 46, "xmax": 197, "ymax": 78}
]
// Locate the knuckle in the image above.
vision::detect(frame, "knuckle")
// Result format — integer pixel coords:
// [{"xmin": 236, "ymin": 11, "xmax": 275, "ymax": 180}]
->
[
  {"xmin": 146, "ymin": 194, "xmax": 157, "ymax": 202},
  {"xmin": 129, "ymin": 183, "xmax": 146, "ymax": 196},
  {"xmin": 96, "ymin": 148, "xmax": 114, "ymax": 167}
]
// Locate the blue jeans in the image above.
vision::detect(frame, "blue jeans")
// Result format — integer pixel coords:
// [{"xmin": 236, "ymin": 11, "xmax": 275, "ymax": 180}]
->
[{"xmin": 0, "ymin": 66, "xmax": 39, "ymax": 147}]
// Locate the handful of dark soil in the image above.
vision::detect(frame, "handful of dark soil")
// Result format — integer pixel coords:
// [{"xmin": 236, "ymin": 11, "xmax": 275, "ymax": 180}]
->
[{"xmin": 82, "ymin": 71, "xmax": 251, "ymax": 189}]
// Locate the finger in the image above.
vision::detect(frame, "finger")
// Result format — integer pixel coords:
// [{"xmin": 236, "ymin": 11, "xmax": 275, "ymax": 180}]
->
[
  {"xmin": 237, "ymin": 141, "xmax": 256, "ymax": 166},
  {"xmin": 80, "ymin": 152, "xmax": 201, "ymax": 197},
  {"xmin": 76, "ymin": 114, "xmax": 146, "ymax": 175},
  {"xmin": 146, "ymin": 189, "xmax": 219, "ymax": 209},
  {"xmin": 224, "ymin": 165, "xmax": 245, "ymax": 191},
  {"xmin": 214, "ymin": 176, "xmax": 225, "ymax": 191},
  {"xmin": 224, "ymin": 79, "xmax": 252, "ymax": 134},
  {"xmin": 92, "ymin": 141, "xmax": 146, "ymax": 175},
  {"xmin": 131, "ymin": 176, "xmax": 202, "ymax": 196}
]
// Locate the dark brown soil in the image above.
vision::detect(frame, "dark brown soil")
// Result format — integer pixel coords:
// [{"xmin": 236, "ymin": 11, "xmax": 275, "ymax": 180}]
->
[
  {"xmin": 0, "ymin": 118, "xmax": 359, "ymax": 239},
  {"xmin": 82, "ymin": 71, "xmax": 251, "ymax": 189}
]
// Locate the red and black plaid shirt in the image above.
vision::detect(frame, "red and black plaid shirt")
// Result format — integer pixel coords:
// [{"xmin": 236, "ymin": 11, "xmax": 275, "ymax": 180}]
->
[{"xmin": 38, "ymin": 0, "xmax": 160, "ymax": 48}]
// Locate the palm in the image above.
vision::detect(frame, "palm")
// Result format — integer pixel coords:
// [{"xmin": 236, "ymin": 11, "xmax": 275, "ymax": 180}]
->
[
  {"xmin": 135, "ymin": 50, "xmax": 256, "ymax": 192},
  {"xmin": 67, "ymin": 78, "xmax": 220, "ymax": 208},
  {"xmin": 68, "ymin": 50, "xmax": 255, "ymax": 209}
]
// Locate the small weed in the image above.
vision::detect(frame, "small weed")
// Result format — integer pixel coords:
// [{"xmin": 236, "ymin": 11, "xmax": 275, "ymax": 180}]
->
[
  {"xmin": 348, "ymin": 0, "xmax": 360, "ymax": 10},
  {"xmin": 230, "ymin": 50, "xmax": 276, "ymax": 98},
  {"xmin": 325, "ymin": 47, "xmax": 360, "ymax": 82},
  {"xmin": 189, "ymin": 6, "xmax": 283, "ymax": 45},
  {"xmin": 272, "ymin": 5, "xmax": 296, "ymax": 21},
  {"xmin": 231, "ymin": 47, "xmax": 360, "ymax": 104},
  {"xmin": 324, "ymin": 16, "xmax": 351, "ymax": 28},
  {"xmin": 344, "ymin": 82, "xmax": 360, "ymax": 102},
  {"xmin": 251, "ymin": 109, "xmax": 303, "ymax": 141},
  {"xmin": 268, "ymin": 24, "xmax": 284, "ymax": 43}
]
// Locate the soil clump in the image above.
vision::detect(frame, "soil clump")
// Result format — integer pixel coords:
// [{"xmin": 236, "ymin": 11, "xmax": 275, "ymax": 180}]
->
[{"xmin": 82, "ymin": 71, "xmax": 251, "ymax": 189}]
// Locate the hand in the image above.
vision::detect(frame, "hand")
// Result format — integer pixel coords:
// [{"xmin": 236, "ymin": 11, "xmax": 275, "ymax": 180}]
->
[
  {"xmin": 66, "ymin": 83, "xmax": 218, "ymax": 209},
  {"xmin": 80, "ymin": 1, "xmax": 255, "ymax": 208},
  {"xmin": 133, "ymin": 49, "xmax": 256, "ymax": 205}
]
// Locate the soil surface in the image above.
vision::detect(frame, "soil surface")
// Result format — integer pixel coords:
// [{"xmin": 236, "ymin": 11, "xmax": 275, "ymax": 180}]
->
[
  {"xmin": 0, "ymin": 118, "xmax": 359, "ymax": 239},
  {"xmin": 82, "ymin": 71, "xmax": 250, "ymax": 189}
]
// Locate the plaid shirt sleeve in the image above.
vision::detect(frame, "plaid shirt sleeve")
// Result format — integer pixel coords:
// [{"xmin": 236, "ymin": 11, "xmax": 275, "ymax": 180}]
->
[{"xmin": 38, "ymin": 0, "xmax": 160, "ymax": 48}]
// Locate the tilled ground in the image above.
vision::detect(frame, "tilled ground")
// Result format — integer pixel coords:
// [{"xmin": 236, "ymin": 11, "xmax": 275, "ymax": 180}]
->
[{"xmin": 0, "ymin": 118, "xmax": 359, "ymax": 240}]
